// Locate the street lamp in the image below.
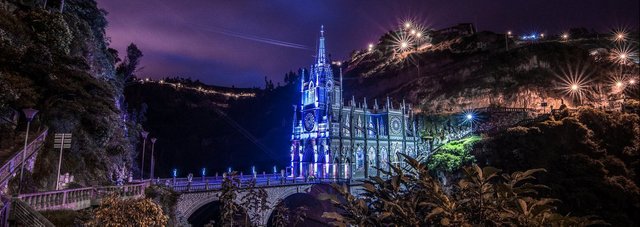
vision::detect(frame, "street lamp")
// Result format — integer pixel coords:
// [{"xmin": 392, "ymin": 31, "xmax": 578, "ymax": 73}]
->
[
  {"xmin": 150, "ymin": 137, "xmax": 157, "ymax": 180},
  {"xmin": 368, "ymin": 43, "xmax": 374, "ymax": 52},
  {"xmin": 404, "ymin": 22, "xmax": 411, "ymax": 29},
  {"xmin": 614, "ymin": 32, "xmax": 626, "ymax": 42},
  {"xmin": 562, "ymin": 33, "xmax": 569, "ymax": 40},
  {"xmin": 466, "ymin": 113, "xmax": 474, "ymax": 132},
  {"xmin": 18, "ymin": 108, "xmax": 38, "ymax": 194},
  {"xmin": 505, "ymin": 31, "xmax": 511, "ymax": 50},
  {"xmin": 401, "ymin": 41, "xmax": 409, "ymax": 49},
  {"xmin": 616, "ymin": 81, "xmax": 624, "ymax": 88},
  {"xmin": 571, "ymin": 84, "xmax": 579, "ymax": 91},
  {"xmin": 140, "ymin": 130, "xmax": 149, "ymax": 180}
]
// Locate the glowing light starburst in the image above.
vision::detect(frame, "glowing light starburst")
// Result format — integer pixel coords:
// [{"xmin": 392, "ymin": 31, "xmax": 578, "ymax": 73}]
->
[
  {"xmin": 404, "ymin": 21, "xmax": 411, "ymax": 29},
  {"xmin": 611, "ymin": 27, "xmax": 629, "ymax": 42},
  {"xmin": 391, "ymin": 31, "xmax": 414, "ymax": 53},
  {"xmin": 610, "ymin": 44, "xmax": 638, "ymax": 65},
  {"xmin": 461, "ymin": 109, "xmax": 480, "ymax": 131},
  {"xmin": 608, "ymin": 74, "xmax": 628, "ymax": 93},
  {"xmin": 553, "ymin": 61, "xmax": 595, "ymax": 104}
]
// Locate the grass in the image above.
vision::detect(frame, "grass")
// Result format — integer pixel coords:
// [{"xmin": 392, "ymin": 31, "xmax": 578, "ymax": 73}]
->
[{"xmin": 428, "ymin": 135, "xmax": 482, "ymax": 172}]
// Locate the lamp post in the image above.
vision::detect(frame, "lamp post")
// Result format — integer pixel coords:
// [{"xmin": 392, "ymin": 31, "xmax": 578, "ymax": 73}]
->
[
  {"xmin": 140, "ymin": 130, "xmax": 149, "ymax": 180},
  {"xmin": 18, "ymin": 108, "xmax": 38, "ymax": 194},
  {"xmin": 466, "ymin": 113, "xmax": 473, "ymax": 132},
  {"xmin": 150, "ymin": 137, "xmax": 157, "ymax": 180},
  {"xmin": 505, "ymin": 31, "xmax": 511, "ymax": 51},
  {"xmin": 54, "ymin": 133, "xmax": 71, "ymax": 190}
]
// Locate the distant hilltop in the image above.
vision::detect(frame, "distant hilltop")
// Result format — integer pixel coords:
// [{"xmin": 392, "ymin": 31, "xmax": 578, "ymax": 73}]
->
[{"xmin": 341, "ymin": 22, "xmax": 639, "ymax": 114}]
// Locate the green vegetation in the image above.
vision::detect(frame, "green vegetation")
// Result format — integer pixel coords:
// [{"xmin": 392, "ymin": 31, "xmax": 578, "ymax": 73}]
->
[
  {"xmin": 0, "ymin": 0, "xmax": 144, "ymax": 192},
  {"xmin": 427, "ymin": 135, "xmax": 480, "ymax": 172},
  {"xmin": 475, "ymin": 107, "xmax": 640, "ymax": 226},
  {"xmin": 145, "ymin": 185, "xmax": 179, "ymax": 226},
  {"xmin": 320, "ymin": 155, "xmax": 603, "ymax": 226}
]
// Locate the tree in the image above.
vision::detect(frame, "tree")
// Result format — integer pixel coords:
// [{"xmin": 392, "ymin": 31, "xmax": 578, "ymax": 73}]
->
[
  {"xmin": 320, "ymin": 155, "xmax": 603, "ymax": 226},
  {"xmin": 219, "ymin": 172, "xmax": 240, "ymax": 227},
  {"xmin": 240, "ymin": 179, "xmax": 269, "ymax": 226},
  {"xmin": 271, "ymin": 199, "xmax": 307, "ymax": 227},
  {"xmin": 474, "ymin": 107, "xmax": 640, "ymax": 226},
  {"xmin": 88, "ymin": 194, "xmax": 168, "ymax": 226},
  {"xmin": 116, "ymin": 43, "xmax": 144, "ymax": 83}
]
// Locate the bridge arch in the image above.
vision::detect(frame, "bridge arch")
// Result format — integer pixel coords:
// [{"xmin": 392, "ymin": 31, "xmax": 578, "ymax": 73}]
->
[
  {"xmin": 176, "ymin": 184, "xmax": 317, "ymax": 226},
  {"xmin": 265, "ymin": 184, "xmax": 337, "ymax": 226}
]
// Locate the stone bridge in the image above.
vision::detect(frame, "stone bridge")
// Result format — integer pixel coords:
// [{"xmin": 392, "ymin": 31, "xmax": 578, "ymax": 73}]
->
[{"xmin": 166, "ymin": 176, "xmax": 364, "ymax": 226}]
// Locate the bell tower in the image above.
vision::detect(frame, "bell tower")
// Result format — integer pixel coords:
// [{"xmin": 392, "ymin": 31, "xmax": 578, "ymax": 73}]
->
[{"xmin": 293, "ymin": 25, "xmax": 337, "ymax": 178}]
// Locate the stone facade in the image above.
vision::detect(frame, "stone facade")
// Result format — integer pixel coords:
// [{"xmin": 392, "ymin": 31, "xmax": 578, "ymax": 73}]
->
[{"xmin": 290, "ymin": 26, "xmax": 429, "ymax": 179}]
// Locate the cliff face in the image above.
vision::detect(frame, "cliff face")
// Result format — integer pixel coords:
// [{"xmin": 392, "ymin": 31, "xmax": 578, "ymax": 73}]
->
[
  {"xmin": 0, "ymin": 0, "xmax": 133, "ymax": 191},
  {"xmin": 343, "ymin": 31, "xmax": 627, "ymax": 114}
]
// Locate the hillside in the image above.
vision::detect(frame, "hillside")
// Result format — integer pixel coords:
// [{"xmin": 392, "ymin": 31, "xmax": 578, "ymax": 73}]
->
[
  {"xmin": 124, "ymin": 75, "xmax": 299, "ymax": 177},
  {"xmin": 341, "ymin": 27, "xmax": 640, "ymax": 225},
  {"xmin": 0, "ymin": 0, "xmax": 136, "ymax": 191},
  {"xmin": 343, "ymin": 30, "xmax": 639, "ymax": 113}
]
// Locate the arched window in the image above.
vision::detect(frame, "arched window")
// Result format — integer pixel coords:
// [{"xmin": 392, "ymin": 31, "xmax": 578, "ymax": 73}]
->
[{"xmin": 356, "ymin": 147, "xmax": 364, "ymax": 169}]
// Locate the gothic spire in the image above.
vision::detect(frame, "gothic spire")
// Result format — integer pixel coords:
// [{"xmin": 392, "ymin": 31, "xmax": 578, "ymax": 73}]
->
[{"xmin": 317, "ymin": 25, "xmax": 326, "ymax": 66}]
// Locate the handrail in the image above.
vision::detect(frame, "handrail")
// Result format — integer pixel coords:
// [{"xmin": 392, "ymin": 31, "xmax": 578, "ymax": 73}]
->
[
  {"xmin": 159, "ymin": 175, "xmax": 358, "ymax": 193},
  {"xmin": 0, "ymin": 128, "xmax": 49, "ymax": 191},
  {"xmin": 0, "ymin": 195, "xmax": 10, "ymax": 226},
  {"xmin": 472, "ymin": 106, "xmax": 536, "ymax": 113},
  {"xmin": 15, "ymin": 181, "xmax": 151, "ymax": 211}
]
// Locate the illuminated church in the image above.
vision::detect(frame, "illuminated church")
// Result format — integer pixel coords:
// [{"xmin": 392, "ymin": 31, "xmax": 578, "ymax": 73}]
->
[{"xmin": 290, "ymin": 26, "xmax": 428, "ymax": 179}]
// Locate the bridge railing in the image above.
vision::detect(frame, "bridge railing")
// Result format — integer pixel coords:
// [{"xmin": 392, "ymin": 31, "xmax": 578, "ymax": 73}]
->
[
  {"xmin": 473, "ymin": 106, "xmax": 536, "ymax": 113},
  {"xmin": 17, "ymin": 187, "xmax": 95, "ymax": 211},
  {"xmin": 95, "ymin": 182, "xmax": 150, "ymax": 198},
  {"xmin": 16, "ymin": 181, "xmax": 151, "ymax": 211},
  {"xmin": 0, "ymin": 128, "xmax": 48, "ymax": 192},
  {"xmin": 161, "ymin": 175, "xmax": 356, "ymax": 192}
]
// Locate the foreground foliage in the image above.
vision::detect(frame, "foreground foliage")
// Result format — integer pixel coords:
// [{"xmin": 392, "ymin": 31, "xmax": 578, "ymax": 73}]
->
[
  {"xmin": 475, "ymin": 107, "xmax": 640, "ymax": 226},
  {"xmin": 87, "ymin": 195, "xmax": 168, "ymax": 226},
  {"xmin": 271, "ymin": 199, "xmax": 307, "ymax": 227},
  {"xmin": 320, "ymin": 155, "xmax": 604, "ymax": 226}
]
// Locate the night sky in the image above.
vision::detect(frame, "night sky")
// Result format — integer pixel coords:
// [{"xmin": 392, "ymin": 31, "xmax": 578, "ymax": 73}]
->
[{"xmin": 98, "ymin": 0, "xmax": 639, "ymax": 88}]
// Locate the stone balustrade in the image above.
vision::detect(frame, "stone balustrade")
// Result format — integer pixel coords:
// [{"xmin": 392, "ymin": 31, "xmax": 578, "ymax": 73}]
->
[
  {"xmin": 161, "ymin": 174, "xmax": 351, "ymax": 193},
  {"xmin": 16, "ymin": 181, "xmax": 150, "ymax": 211}
]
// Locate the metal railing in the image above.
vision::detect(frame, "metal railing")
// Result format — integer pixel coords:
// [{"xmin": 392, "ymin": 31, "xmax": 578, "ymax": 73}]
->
[
  {"xmin": 473, "ymin": 106, "xmax": 536, "ymax": 113},
  {"xmin": 0, "ymin": 128, "xmax": 48, "ymax": 192}
]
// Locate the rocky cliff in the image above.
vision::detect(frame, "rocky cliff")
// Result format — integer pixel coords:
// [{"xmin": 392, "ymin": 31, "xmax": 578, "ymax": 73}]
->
[{"xmin": 0, "ymin": 0, "xmax": 135, "ymax": 191}]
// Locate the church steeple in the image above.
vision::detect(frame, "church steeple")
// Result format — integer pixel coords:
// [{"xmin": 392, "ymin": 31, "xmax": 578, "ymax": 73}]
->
[{"xmin": 317, "ymin": 25, "xmax": 326, "ymax": 66}]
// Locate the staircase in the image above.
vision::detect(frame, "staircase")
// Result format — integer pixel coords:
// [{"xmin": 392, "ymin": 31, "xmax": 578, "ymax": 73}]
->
[
  {"xmin": 0, "ymin": 128, "xmax": 48, "ymax": 194},
  {"xmin": 1, "ymin": 196, "xmax": 55, "ymax": 227}
]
